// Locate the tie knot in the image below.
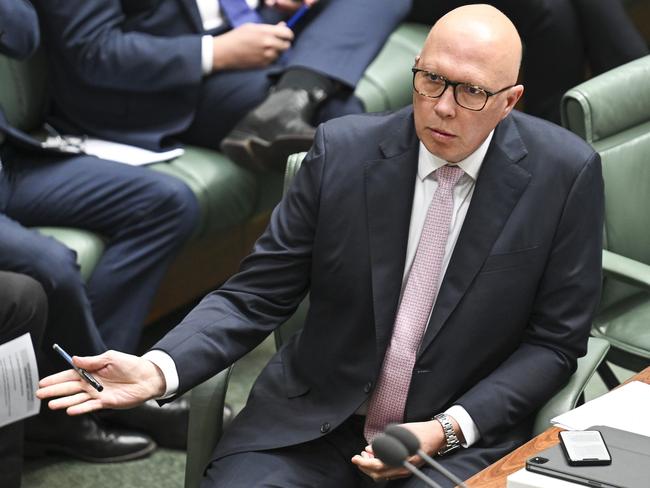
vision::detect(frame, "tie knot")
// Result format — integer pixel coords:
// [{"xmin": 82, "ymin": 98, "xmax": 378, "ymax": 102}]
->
[{"xmin": 436, "ymin": 165, "xmax": 464, "ymax": 190}]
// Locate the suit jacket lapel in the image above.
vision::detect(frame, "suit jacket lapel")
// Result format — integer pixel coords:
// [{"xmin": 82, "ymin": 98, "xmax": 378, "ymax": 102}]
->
[
  {"xmin": 418, "ymin": 114, "xmax": 532, "ymax": 356},
  {"xmin": 365, "ymin": 109, "xmax": 419, "ymax": 366}
]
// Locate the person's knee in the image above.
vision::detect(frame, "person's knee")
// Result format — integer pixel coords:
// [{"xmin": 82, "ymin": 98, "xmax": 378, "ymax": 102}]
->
[
  {"xmin": 0, "ymin": 272, "xmax": 48, "ymax": 339},
  {"xmin": 152, "ymin": 175, "xmax": 200, "ymax": 238}
]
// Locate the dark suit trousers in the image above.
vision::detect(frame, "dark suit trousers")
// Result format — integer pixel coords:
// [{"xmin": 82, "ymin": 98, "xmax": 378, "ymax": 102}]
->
[
  {"xmin": 201, "ymin": 415, "xmax": 527, "ymax": 488},
  {"xmin": 181, "ymin": 0, "xmax": 411, "ymax": 149},
  {"xmin": 0, "ymin": 272, "xmax": 47, "ymax": 488},
  {"xmin": 0, "ymin": 153, "xmax": 199, "ymax": 356}
]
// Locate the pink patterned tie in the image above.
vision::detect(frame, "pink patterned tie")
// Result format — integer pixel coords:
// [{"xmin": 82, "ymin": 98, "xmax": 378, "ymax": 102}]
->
[{"xmin": 364, "ymin": 164, "xmax": 465, "ymax": 442}]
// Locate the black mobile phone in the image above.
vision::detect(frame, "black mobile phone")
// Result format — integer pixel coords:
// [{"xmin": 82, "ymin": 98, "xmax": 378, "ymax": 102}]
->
[{"xmin": 559, "ymin": 430, "xmax": 612, "ymax": 466}]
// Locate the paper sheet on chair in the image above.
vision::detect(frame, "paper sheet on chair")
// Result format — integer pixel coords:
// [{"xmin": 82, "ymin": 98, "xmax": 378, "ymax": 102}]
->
[
  {"xmin": 44, "ymin": 135, "xmax": 184, "ymax": 165},
  {"xmin": 83, "ymin": 138, "xmax": 184, "ymax": 165},
  {"xmin": 0, "ymin": 333, "xmax": 41, "ymax": 428},
  {"xmin": 551, "ymin": 381, "xmax": 650, "ymax": 436}
]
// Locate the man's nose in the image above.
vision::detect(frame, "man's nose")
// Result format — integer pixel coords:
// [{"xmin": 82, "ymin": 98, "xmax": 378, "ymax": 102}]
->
[{"xmin": 434, "ymin": 85, "xmax": 456, "ymax": 118}]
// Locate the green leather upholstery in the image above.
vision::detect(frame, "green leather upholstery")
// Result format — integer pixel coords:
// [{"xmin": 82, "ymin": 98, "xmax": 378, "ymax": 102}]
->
[
  {"xmin": 185, "ymin": 367, "xmax": 232, "ymax": 488},
  {"xmin": 561, "ymin": 55, "xmax": 650, "ymax": 378}
]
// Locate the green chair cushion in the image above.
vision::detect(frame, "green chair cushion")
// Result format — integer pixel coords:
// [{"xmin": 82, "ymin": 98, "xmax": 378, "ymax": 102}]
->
[
  {"xmin": 593, "ymin": 294, "xmax": 650, "ymax": 359},
  {"xmin": 151, "ymin": 146, "xmax": 258, "ymax": 237},
  {"xmin": 35, "ymin": 227, "xmax": 106, "ymax": 282},
  {"xmin": 356, "ymin": 23, "xmax": 429, "ymax": 112}
]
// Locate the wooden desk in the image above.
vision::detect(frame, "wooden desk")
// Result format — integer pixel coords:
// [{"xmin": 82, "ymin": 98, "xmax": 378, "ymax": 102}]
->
[{"xmin": 465, "ymin": 366, "xmax": 650, "ymax": 487}]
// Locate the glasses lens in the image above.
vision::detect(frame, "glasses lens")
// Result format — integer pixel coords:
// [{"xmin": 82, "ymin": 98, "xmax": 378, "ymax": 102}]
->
[
  {"xmin": 414, "ymin": 71, "xmax": 446, "ymax": 98},
  {"xmin": 454, "ymin": 84, "xmax": 488, "ymax": 110}
]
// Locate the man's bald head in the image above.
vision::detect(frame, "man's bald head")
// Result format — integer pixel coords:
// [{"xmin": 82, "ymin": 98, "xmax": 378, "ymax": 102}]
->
[
  {"xmin": 422, "ymin": 4, "xmax": 523, "ymax": 86},
  {"xmin": 412, "ymin": 4, "xmax": 524, "ymax": 163}
]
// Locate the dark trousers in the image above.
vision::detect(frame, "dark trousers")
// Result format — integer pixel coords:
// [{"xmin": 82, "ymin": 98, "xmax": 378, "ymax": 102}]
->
[
  {"xmin": 0, "ymin": 272, "xmax": 47, "ymax": 488},
  {"xmin": 181, "ymin": 0, "xmax": 412, "ymax": 149},
  {"xmin": 201, "ymin": 416, "xmax": 525, "ymax": 488},
  {"xmin": 0, "ymin": 153, "xmax": 199, "ymax": 357}
]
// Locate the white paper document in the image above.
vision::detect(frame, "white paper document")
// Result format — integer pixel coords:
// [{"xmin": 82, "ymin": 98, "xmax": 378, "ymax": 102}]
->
[
  {"xmin": 44, "ymin": 135, "xmax": 184, "ymax": 165},
  {"xmin": 0, "ymin": 333, "xmax": 40, "ymax": 428},
  {"xmin": 551, "ymin": 381, "xmax": 650, "ymax": 437},
  {"xmin": 507, "ymin": 467, "xmax": 582, "ymax": 488}
]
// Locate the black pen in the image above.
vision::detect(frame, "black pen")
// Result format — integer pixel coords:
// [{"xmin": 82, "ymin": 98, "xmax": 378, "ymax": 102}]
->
[{"xmin": 52, "ymin": 343, "xmax": 104, "ymax": 392}]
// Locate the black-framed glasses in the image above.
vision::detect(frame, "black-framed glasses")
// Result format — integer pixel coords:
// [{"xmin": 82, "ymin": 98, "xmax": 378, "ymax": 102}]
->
[{"xmin": 412, "ymin": 68, "xmax": 516, "ymax": 111}]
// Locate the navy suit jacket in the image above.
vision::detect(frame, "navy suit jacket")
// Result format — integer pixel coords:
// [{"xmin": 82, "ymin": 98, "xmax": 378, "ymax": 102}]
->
[
  {"xmin": 155, "ymin": 106, "xmax": 604, "ymax": 459},
  {"xmin": 32, "ymin": 0, "xmax": 205, "ymax": 150},
  {"xmin": 0, "ymin": 0, "xmax": 39, "ymax": 59}
]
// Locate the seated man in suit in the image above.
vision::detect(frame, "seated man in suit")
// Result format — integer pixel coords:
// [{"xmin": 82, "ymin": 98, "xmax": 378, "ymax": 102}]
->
[
  {"xmin": 31, "ymin": 0, "xmax": 411, "ymax": 170},
  {"xmin": 0, "ymin": 271, "xmax": 47, "ymax": 488},
  {"xmin": 1, "ymin": 0, "xmax": 196, "ymax": 459},
  {"xmin": 36, "ymin": 5, "xmax": 604, "ymax": 486}
]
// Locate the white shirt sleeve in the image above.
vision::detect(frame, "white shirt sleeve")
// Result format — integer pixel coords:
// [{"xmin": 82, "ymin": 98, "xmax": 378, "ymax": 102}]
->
[
  {"xmin": 142, "ymin": 350, "xmax": 180, "ymax": 399},
  {"xmin": 445, "ymin": 405, "xmax": 480, "ymax": 448},
  {"xmin": 201, "ymin": 34, "xmax": 214, "ymax": 75}
]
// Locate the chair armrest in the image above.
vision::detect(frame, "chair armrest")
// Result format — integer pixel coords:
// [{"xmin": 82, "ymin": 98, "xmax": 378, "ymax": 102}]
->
[
  {"xmin": 184, "ymin": 366, "xmax": 232, "ymax": 488},
  {"xmin": 533, "ymin": 337, "xmax": 610, "ymax": 436},
  {"xmin": 602, "ymin": 249, "xmax": 650, "ymax": 293}
]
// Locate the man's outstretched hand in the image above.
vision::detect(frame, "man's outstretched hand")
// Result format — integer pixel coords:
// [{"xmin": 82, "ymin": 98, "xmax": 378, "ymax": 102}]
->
[{"xmin": 36, "ymin": 350, "xmax": 167, "ymax": 415}]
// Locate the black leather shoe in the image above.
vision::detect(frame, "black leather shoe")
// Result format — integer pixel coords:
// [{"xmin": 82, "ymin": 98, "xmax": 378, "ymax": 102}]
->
[
  {"xmin": 220, "ymin": 87, "xmax": 325, "ymax": 171},
  {"xmin": 99, "ymin": 398, "xmax": 189, "ymax": 450},
  {"xmin": 24, "ymin": 411, "xmax": 156, "ymax": 463}
]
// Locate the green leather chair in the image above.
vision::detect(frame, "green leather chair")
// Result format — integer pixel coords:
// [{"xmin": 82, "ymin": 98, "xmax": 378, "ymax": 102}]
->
[
  {"xmin": 0, "ymin": 22, "xmax": 430, "ymax": 324},
  {"xmin": 182, "ymin": 150, "xmax": 611, "ymax": 488},
  {"xmin": 561, "ymin": 54, "xmax": 650, "ymax": 389}
]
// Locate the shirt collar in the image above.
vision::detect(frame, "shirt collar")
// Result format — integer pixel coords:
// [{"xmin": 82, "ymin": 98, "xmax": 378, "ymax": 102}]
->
[{"xmin": 417, "ymin": 129, "xmax": 495, "ymax": 182}]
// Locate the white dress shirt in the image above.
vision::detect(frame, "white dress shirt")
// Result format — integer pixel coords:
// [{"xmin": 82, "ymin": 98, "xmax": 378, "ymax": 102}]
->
[
  {"xmin": 144, "ymin": 130, "xmax": 496, "ymax": 448},
  {"xmin": 197, "ymin": 0, "xmax": 261, "ymax": 74}
]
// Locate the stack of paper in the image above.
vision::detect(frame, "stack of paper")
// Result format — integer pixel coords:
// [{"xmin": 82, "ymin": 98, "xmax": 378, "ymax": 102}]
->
[{"xmin": 551, "ymin": 381, "xmax": 650, "ymax": 436}]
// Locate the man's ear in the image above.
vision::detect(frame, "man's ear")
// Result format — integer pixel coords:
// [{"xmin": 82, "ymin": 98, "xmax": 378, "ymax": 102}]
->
[
  {"xmin": 414, "ymin": 55, "xmax": 421, "ymax": 66},
  {"xmin": 501, "ymin": 84, "xmax": 524, "ymax": 120}
]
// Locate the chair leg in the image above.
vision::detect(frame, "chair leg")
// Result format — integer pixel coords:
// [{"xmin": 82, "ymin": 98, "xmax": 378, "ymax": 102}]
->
[{"xmin": 597, "ymin": 362, "xmax": 620, "ymax": 390}]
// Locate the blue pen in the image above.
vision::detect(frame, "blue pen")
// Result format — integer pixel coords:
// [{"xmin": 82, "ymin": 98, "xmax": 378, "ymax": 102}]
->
[
  {"xmin": 53, "ymin": 343, "xmax": 104, "ymax": 392},
  {"xmin": 286, "ymin": 4, "xmax": 310, "ymax": 29}
]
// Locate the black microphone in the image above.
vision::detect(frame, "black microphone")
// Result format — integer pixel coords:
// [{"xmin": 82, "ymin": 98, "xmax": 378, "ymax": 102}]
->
[
  {"xmin": 372, "ymin": 434, "xmax": 443, "ymax": 488},
  {"xmin": 385, "ymin": 424, "xmax": 468, "ymax": 488}
]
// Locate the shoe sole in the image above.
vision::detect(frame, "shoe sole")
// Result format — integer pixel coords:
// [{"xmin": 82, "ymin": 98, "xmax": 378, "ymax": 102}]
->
[
  {"xmin": 221, "ymin": 131, "xmax": 314, "ymax": 172},
  {"xmin": 24, "ymin": 440, "xmax": 157, "ymax": 463}
]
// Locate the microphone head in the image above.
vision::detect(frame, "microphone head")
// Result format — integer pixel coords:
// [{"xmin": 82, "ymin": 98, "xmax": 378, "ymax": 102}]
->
[
  {"xmin": 385, "ymin": 424, "xmax": 421, "ymax": 456},
  {"xmin": 372, "ymin": 434, "xmax": 410, "ymax": 467}
]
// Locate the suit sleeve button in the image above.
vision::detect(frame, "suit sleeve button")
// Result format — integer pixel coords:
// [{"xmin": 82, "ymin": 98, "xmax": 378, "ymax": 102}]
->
[
  {"xmin": 320, "ymin": 422, "xmax": 331, "ymax": 433},
  {"xmin": 364, "ymin": 381, "xmax": 373, "ymax": 393}
]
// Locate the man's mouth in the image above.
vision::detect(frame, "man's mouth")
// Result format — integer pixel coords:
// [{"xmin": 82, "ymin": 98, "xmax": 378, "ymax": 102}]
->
[{"xmin": 430, "ymin": 128, "xmax": 456, "ymax": 141}]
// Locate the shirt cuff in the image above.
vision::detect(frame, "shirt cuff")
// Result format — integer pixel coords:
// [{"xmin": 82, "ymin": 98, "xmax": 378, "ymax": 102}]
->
[
  {"xmin": 201, "ymin": 35, "xmax": 214, "ymax": 75},
  {"xmin": 142, "ymin": 350, "xmax": 179, "ymax": 399},
  {"xmin": 445, "ymin": 405, "xmax": 480, "ymax": 448}
]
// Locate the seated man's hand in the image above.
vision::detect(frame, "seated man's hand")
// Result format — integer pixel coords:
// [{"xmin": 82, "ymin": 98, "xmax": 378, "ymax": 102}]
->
[
  {"xmin": 36, "ymin": 350, "xmax": 166, "ymax": 415},
  {"xmin": 212, "ymin": 23, "xmax": 294, "ymax": 71},
  {"xmin": 351, "ymin": 420, "xmax": 447, "ymax": 482},
  {"xmin": 265, "ymin": 0, "xmax": 318, "ymax": 14}
]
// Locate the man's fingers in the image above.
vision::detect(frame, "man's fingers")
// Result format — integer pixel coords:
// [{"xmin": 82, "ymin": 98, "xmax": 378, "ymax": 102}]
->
[
  {"xmin": 66, "ymin": 398, "xmax": 104, "ymax": 416},
  {"xmin": 36, "ymin": 379, "xmax": 87, "ymax": 399},
  {"xmin": 72, "ymin": 353, "xmax": 109, "ymax": 371},
  {"xmin": 48, "ymin": 391, "xmax": 94, "ymax": 410},
  {"xmin": 38, "ymin": 369, "xmax": 79, "ymax": 387}
]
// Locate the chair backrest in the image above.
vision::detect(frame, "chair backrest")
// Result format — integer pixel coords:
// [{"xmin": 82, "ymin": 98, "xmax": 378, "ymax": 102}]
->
[
  {"xmin": 0, "ymin": 49, "xmax": 48, "ymax": 132},
  {"xmin": 561, "ymin": 55, "xmax": 650, "ymax": 310},
  {"xmin": 273, "ymin": 152, "xmax": 309, "ymax": 350}
]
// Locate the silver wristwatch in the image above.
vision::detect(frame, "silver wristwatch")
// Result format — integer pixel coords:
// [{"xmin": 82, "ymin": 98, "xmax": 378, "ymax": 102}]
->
[{"xmin": 433, "ymin": 413, "xmax": 461, "ymax": 455}]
